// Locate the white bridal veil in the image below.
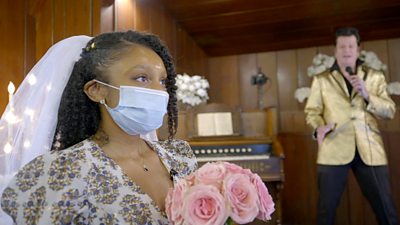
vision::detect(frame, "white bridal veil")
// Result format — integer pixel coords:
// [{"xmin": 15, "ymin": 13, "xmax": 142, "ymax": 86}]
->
[{"xmin": 0, "ymin": 35, "xmax": 92, "ymax": 223}]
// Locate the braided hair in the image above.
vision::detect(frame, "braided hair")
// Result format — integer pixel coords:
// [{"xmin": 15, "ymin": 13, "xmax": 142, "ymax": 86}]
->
[{"xmin": 52, "ymin": 30, "xmax": 178, "ymax": 150}]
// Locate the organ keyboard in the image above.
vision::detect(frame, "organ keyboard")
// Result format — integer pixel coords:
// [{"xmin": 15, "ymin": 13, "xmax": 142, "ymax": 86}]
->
[{"xmin": 189, "ymin": 137, "xmax": 284, "ymax": 183}]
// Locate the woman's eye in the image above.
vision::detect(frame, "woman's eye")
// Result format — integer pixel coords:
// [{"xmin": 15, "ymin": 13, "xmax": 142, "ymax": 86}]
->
[
  {"xmin": 135, "ymin": 76, "xmax": 149, "ymax": 83},
  {"xmin": 160, "ymin": 79, "xmax": 167, "ymax": 86}
]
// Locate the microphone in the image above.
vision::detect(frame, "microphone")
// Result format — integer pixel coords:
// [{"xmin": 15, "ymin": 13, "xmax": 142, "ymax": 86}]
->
[{"xmin": 345, "ymin": 66, "xmax": 354, "ymax": 75}]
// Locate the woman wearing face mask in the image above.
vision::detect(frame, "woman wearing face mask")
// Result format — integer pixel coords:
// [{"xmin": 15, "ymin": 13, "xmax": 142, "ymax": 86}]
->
[{"xmin": 0, "ymin": 31, "xmax": 197, "ymax": 224}]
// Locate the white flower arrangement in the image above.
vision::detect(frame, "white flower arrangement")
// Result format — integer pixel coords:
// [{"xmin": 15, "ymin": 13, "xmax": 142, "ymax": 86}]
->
[
  {"xmin": 307, "ymin": 54, "xmax": 335, "ymax": 77},
  {"xmin": 387, "ymin": 82, "xmax": 400, "ymax": 95},
  {"xmin": 176, "ymin": 73, "xmax": 209, "ymax": 106},
  {"xmin": 297, "ymin": 50, "xmax": 397, "ymax": 103},
  {"xmin": 359, "ymin": 50, "xmax": 388, "ymax": 72},
  {"xmin": 294, "ymin": 87, "xmax": 311, "ymax": 103}
]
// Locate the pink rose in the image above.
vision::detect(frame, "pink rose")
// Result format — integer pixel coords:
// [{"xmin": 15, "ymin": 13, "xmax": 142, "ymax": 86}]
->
[
  {"xmin": 224, "ymin": 173, "xmax": 259, "ymax": 224},
  {"xmin": 183, "ymin": 184, "xmax": 228, "ymax": 225},
  {"xmin": 195, "ymin": 162, "xmax": 226, "ymax": 189},
  {"xmin": 165, "ymin": 179, "xmax": 189, "ymax": 224},
  {"xmin": 252, "ymin": 174, "xmax": 275, "ymax": 221},
  {"xmin": 223, "ymin": 162, "xmax": 252, "ymax": 176}
]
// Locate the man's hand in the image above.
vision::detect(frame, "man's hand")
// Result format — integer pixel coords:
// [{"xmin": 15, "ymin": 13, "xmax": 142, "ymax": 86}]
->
[
  {"xmin": 317, "ymin": 123, "xmax": 335, "ymax": 146},
  {"xmin": 348, "ymin": 76, "xmax": 369, "ymax": 101}
]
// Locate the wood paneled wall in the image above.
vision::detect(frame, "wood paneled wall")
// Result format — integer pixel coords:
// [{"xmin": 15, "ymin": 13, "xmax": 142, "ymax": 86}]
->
[
  {"xmin": 0, "ymin": 0, "xmax": 101, "ymax": 113},
  {"xmin": 0, "ymin": 0, "xmax": 208, "ymax": 114},
  {"xmin": 106, "ymin": 0, "xmax": 208, "ymax": 76},
  {"xmin": 0, "ymin": 0, "xmax": 30, "ymax": 115},
  {"xmin": 208, "ymin": 39, "xmax": 400, "ymax": 225}
]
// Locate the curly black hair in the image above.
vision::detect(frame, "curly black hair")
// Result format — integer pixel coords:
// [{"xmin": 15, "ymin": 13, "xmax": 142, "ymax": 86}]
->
[{"xmin": 52, "ymin": 30, "xmax": 178, "ymax": 150}]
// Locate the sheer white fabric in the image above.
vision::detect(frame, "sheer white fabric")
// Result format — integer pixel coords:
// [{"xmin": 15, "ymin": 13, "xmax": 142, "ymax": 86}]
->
[{"xmin": 0, "ymin": 36, "xmax": 92, "ymax": 223}]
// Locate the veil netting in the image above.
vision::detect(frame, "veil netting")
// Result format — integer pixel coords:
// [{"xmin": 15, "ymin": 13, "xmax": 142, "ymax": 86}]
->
[{"xmin": 0, "ymin": 35, "xmax": 92, "ymax": 223}]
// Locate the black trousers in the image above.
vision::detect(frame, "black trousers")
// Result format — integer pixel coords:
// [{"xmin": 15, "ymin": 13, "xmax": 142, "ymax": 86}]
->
[{"xmin": 317, "ymin": 151, "xmax": 399, "ymax": 225}]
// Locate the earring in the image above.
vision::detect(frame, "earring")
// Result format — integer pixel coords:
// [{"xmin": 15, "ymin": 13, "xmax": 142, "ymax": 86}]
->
[{"xmin": 99, "ymin": 99, "xmax": 105, "ymax": 105}]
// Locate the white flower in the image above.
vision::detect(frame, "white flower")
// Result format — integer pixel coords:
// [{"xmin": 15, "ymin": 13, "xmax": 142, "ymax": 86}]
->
[
  {"xmin": 387, "ymin": 82, "xmax": 400, "ymax": 95},
  {"xmin": 192, "ymin": 75, "xmax": 201, "ymax": 81},
  {"xmin": 180, "ymin": 83, "xmax": 188, "ymax": 90},
  {"xmin": 188, "ymin": 85, "xmax": 196, "ymax": 92},
  {"xmin": 314, "ymin": 65, "xmax": 327, "ymax": 75},
  {"xmin": 313, "ymin": 54, "xmax": 322, "ymax": 65},
  {"xmin": 307, "ymin": 54, "xmax": 334, "ymax": 77},
  {"xmin": 324, "ymin": 57, "xmax": 335, "ymax": 68},
  {"xmin": 294, "ymin": 87, "xmax": 311, "ymax": 103},
  {"xmin": 176, "ymin": 73, "xmax": 210, "ymax": 106},
  {"xmin": 196, "ymin": 88, "xmax": 207, "ymax": 97},
  {"xmin": 201, "ymin": 80, "xmax": 209, "ymax": 89}
]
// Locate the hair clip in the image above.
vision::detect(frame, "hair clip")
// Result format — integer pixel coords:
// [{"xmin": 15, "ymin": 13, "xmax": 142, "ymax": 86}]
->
[{"xmin": 85, "ymin": 42, "xmax": 96, "ymax": 52}]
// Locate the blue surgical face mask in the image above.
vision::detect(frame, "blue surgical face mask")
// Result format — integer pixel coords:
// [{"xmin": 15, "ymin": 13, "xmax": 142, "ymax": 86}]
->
[{"xmin": 95, "ymin": 80, "xmax": 169, "ymax": 135}]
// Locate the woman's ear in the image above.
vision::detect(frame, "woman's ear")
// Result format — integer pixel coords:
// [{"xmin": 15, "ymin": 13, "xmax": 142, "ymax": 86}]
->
[{"xmin": 84, "ymin": 80, "xmax": 106, "ymax": 102}]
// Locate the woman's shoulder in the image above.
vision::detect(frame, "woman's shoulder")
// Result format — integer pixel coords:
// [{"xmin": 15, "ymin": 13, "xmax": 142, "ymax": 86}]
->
[
  {"xmin": 6, "ymin": 139, "xmax": 93, "ymax": 192},
  {"xmin": 1, "ymin": 139, "xmax": 93, "ymax": 222},
  {"xmin": 35, "ymin": 139, "xmax": 92, "ymax": 168}
]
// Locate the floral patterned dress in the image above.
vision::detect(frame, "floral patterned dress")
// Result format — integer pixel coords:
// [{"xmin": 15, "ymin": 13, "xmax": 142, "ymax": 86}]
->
[{"xmin": 1, "ymin": 139, "xmax": 197, "ymax": 225}]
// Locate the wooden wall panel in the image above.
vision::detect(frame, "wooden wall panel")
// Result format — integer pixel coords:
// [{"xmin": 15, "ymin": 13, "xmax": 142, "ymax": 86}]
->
[
  {"xmin": 115, "ymin": 0, "xmax": 135, "ymax": 31},
  {"xmin": 317, "ymin": 45, "xmax": 334, "ymax": 56},
  {"xmin": 34, "ymin": 0, "xmax": 100, "ymax": 59},
  {"xmin": 279, "ymin": 133, "xmax": 318, "ymax": 225},
  {"xmin": 385, "ymin": 132, "xmax": 400, "ymax": 215},
  {"xmin": 363, "ymin": 40, "xmax": 390, "ymax": 80},
  {"xmin": 0, "ymin": 0, "xmax": 101, "ymax": 114},
  {"xmin": 388, "ymin": 38, "xmax": 400, "ymax": 82},
  {"xmin": 277, "ymin": 50, "xmax": 298, "ymax": 111},
  {"xmin": 296, "ymin": 47, "xmax": 316, "ymax": 88},
  {"xmin": 277, "ymin": 50, "xmax": 298, "ymax": 132},
  {"xmin": 134, "ymin": 0, "xmax": 208, "ymax": 76},
  {"xmin": 35, "ymin": 0, "xmax": 54, "ymax": 59},
  {"xmin": 100, "ymin": 2, "xmax": 114, "ymax": 33},
  {"xmin": 0, "ymin": 0, "xmax": 26, "ymax": 113},
  {"xmin": 208, "ymin": 56, "xmax": 240, "ymax": 107},
  {"xmin": 258, "ymin": 52, "xmax": 278, "ymax": 109},
  {"xmin": 135, "ymin": 0, "xmax": 150, "ymax": 31},
  {"xmin": 64, "ymin": 0, "xmax": 92, "ymax": 36},
  {"xmin": 92, "ymin": 0, "xmax": 101, "ymax": 35},
  {"xmin": 239, "ymin": 54, "xmax": 258, "ymax": 110},
  {"xmin": 53, "ymin": 0, "xmax": 66, "ymax": 42}
]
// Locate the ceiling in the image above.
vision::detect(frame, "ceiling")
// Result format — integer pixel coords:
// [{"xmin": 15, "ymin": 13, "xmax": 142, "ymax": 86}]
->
[{"xmin": 158, "ymin": 0, "xmax": 400, "ymax": 56}]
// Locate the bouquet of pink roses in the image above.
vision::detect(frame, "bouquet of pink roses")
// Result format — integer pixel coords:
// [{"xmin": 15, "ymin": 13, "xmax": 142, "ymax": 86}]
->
[{"xmin": 165, "ymin": 161, "xmax": 275, "ymax": 225}]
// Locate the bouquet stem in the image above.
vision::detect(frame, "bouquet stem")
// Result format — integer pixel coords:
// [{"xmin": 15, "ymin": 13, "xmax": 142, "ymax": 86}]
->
[{"xmin": 224, "ymin": 217, "xmax": 234, "ymax": 225}]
